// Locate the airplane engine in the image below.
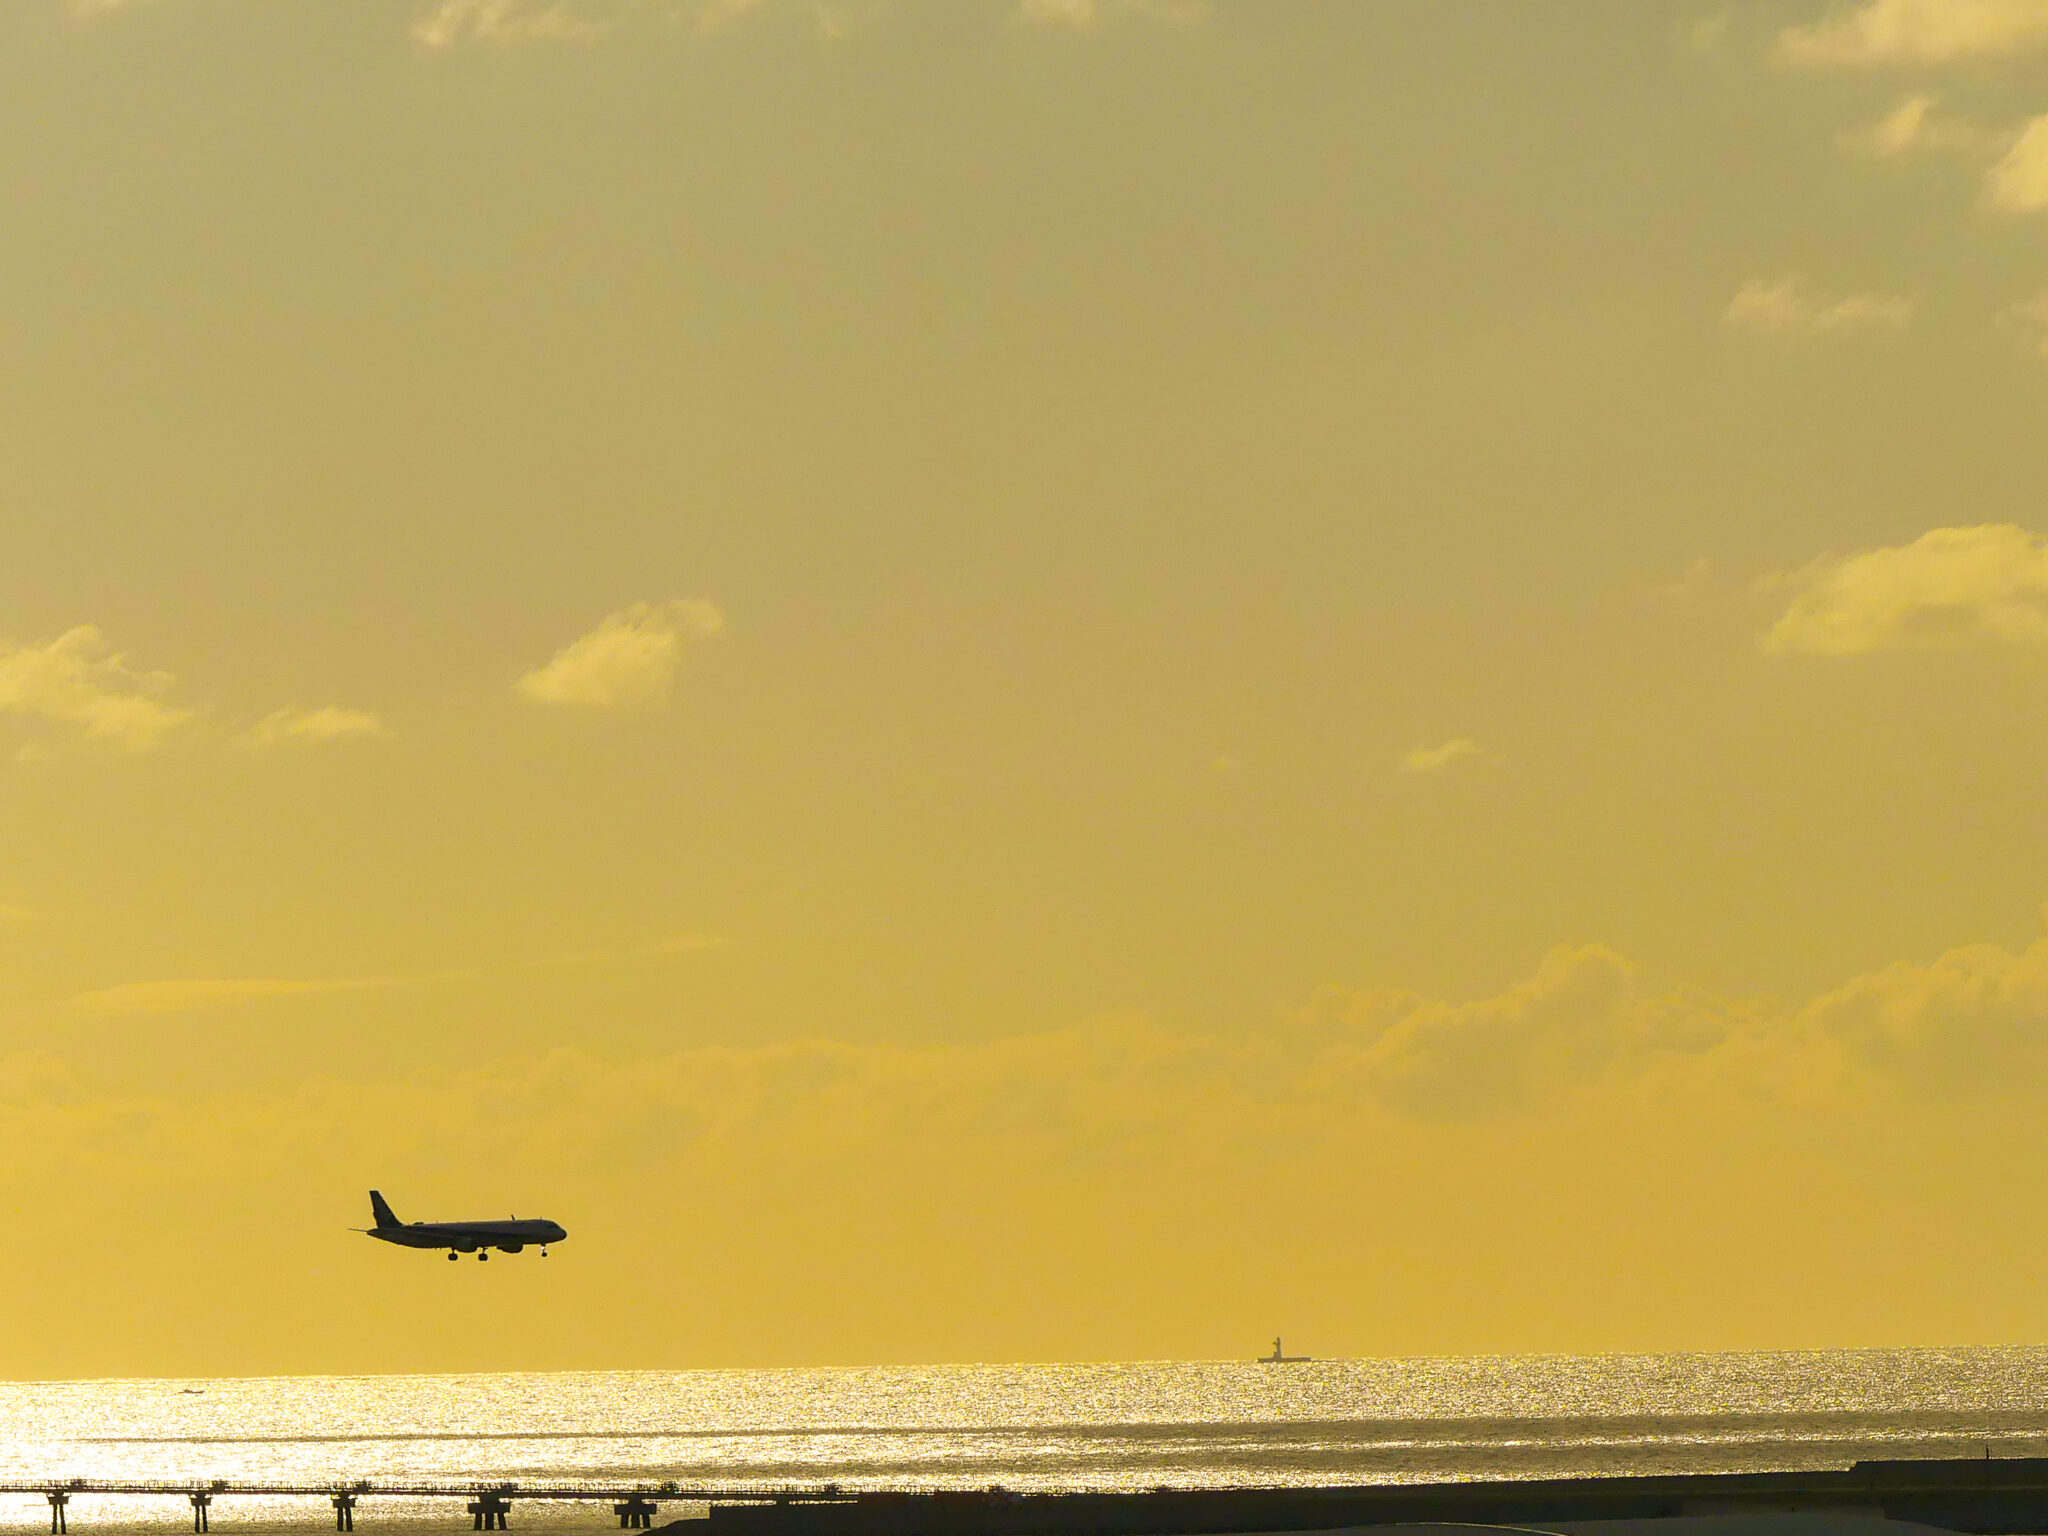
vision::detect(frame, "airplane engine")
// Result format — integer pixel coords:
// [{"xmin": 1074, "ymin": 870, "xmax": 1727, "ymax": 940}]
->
[{"xmin": 500, "ymin": 1244, "xmax": 524, "ymax": 1254}]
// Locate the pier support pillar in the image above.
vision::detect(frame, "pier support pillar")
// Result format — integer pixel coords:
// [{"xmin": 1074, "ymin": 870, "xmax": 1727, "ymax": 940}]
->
[
  {"xmin": 612, "ymin": 1499, "xmax": 657, "ymax": 1529},
  {"xmin": 189, "ymin": 1494, "xmax": 212, "ymax": 1534},
  {"xmin": 466, "ymin": 1497, "xmax": 510, "ymax": 1531},
  {"xmin": 332, "ymin": 1495, "xmax": 358, "ymax": 1532},
  {"xmin": 46, "ymin": 1492, "xmax": 68, "ymax": 1534}
]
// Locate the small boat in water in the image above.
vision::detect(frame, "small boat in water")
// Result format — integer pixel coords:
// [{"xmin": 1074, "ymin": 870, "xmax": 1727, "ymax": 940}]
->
[{"xmin": 1259, "ymin": 1336, "xmax": 1310, "ymax": 1363}]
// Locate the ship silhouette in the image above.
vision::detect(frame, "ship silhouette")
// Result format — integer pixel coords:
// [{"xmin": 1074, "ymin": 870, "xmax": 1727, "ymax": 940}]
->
[{"xmin": 1258, "ymin": 1336, "xmax": 1310, "ymax": 1363}]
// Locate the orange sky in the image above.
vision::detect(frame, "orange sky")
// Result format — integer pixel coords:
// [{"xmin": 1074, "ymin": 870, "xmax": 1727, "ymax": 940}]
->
[{"xmin": 5, "ymin": 0, "xmax": 2048, "ymax": 1378}]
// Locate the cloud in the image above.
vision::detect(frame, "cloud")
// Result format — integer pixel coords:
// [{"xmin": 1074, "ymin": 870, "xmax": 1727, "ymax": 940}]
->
[
  {"xmin": 15, "ymin": 926, "xmax": 2048, "ymax": 1373},
  {"xmin": 411, "ymin": 0, "xmax": 615, "ymax": 45},
  {"xmin": 242, "ymin": 707, "xmax": 390, "ymax": 748},
  {"xmin": 1777, "ymin": 0, "xmax": 2048, "ymax": 65},
  {"xmin": 410, "ymin": 0, "xmax": 789, "ymax": 45},
  {"xmin": 1987, "ymin": 112, "xmax": 2048, "ymax": 209},
  {"xmin": 2008, "ymin": 285, "xmax": 2048, "ymax": 354},
  {"xmin": 63, "ymin": 976, "xmax": 404, "ymax": 1018},
  {"xmin": 1865, "ymin": 93, "xmax": 1941, "ymax": 153},
  {"xmin": 1299, "ymin": 945, "xmax": 1745, "ymax": 1117},
  {"xmin": 516, "ymin": 599, "xmax": 724, "ymax": 710},
  {"xmin": 1796, "ymin": 933, "xmax": 2048, "ymax": 1091},
  {"xmin": 1724, "ymin": 275, "xmax": 1915, "ymax": 338},
  {"xmin": 1400, "ymin": 737, "xmax": 1486, "ymax": 774},
  {"xmin": 0, "ymin": 626, "xmax": 194, "ymax": 755},
  {"xmin": 1763, "ymin": 524, "xmax": 2048, "ymax": 656},
  {"xmin": 1014, "ymin": 0, "xmax": 1205, "ymax": 27},
  {"xmin": 69, "ymin": 939, "xmax": 718, "ymax": 1015},
  {"xmin": 1851, "ymin": 92, "xmax": 2011, "ymax": 156}
]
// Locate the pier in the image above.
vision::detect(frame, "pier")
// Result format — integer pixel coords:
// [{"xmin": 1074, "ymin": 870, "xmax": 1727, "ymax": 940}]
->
[
  {"xmin": 16, "ymin": 1459, "xmax": 2048, "ymax": 1536},
  {"xmin": 0, "ymin": 1482, "xmax": 820, "ymax": 1534}
]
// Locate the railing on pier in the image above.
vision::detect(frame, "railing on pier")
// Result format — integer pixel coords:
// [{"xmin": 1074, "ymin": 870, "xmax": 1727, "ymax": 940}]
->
[{"xmin": 0, "ymin": 1480, "xmax": 857, "ymax": 1534}]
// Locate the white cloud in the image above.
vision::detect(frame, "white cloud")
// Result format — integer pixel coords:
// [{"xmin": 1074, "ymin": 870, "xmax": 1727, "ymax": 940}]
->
[
  {"xmin": 242, "ymin": 707, "xmax": 390, "ymax": 748},
  {"xmin": 1723, "ymin": 275, "xmax": 1915, "ymax": 337},
  {"xmin": 517, "ymin": 599, "xmax": 724, "ymax": 710},
  {"xmin": 1763, "ymin": 524, "xmax": 2048, "ymax": 655},
  {"xmin": 1778, "ymin": 0, "xmax": 2048, "ymax": 65},
  {"xmin": 1400, "ymin": 738, "xmax": 1486, "ymax": 774},
  {"xmin": 0, "ymin": 626, "xmax": 194, "ymax": 755}
]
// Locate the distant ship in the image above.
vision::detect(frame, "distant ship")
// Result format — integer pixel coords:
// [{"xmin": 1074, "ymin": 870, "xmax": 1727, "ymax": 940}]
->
[{"xmin": 1259, "ymin": 1336, "xmax": 1310, "ymax": 1363}]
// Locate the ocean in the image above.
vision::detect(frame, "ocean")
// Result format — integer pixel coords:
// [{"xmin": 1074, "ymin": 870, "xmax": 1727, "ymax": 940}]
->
[{"xmin": 2, "ymin": 1350, "xmax": 2046, "ymax": 1532}]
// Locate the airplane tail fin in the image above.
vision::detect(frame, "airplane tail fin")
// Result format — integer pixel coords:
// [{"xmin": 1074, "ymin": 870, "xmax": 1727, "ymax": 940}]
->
[{"xmin": 369, "ymin": 1190, "xmax": 400, "ymax": 1229}]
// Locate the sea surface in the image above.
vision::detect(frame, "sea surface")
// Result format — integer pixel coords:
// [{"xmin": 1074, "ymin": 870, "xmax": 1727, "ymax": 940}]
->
[{"xmin": 4, "ymin": 1350, "xmax": 2048, "ymax": 1532}]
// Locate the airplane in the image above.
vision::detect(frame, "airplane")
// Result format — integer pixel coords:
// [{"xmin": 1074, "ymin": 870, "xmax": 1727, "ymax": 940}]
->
[{"xmin": 361, "ymin": 1190, "xmax": 567, "ymax": 1262}]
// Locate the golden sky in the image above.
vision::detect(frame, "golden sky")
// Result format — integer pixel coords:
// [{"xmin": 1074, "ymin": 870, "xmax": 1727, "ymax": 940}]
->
[{"xmin": 7, "ymin": 0, "xmax": 2048, "ymax": 1379}]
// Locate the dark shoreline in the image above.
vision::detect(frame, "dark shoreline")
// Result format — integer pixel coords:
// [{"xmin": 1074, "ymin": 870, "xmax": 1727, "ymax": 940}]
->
[{"xmin": 692, "ymin": 1458, "xmax": 2048, "ymax": 1536}]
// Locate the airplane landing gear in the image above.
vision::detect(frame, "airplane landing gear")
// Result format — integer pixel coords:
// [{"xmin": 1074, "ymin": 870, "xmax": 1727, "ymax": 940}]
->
[
  {"xmin": 446, "ymin": 1252, "xmax": 459, "ymax": 1262},
  {"xmin": 477, "ymin": 1251, "xmax": 489, "ymax": 1262}
]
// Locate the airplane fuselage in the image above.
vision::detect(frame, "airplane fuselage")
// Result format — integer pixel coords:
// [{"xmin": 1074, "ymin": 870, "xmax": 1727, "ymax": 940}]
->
[
  {"xmin": 363, "ymin": 1191, "xmax": 566, "ymax": 1260},
  {"xmin": 370, "ymin": 1218, "xmax": 566, "ymax": 1253}
]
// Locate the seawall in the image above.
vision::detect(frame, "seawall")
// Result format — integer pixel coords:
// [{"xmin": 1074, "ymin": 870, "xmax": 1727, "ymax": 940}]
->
[{"xmin": 683, "ymin": 1458, "xmax": 2048, "ymax": 1536}]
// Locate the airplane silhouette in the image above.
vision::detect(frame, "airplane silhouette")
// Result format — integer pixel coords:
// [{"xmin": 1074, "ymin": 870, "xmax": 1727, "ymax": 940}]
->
[{"xmin": 361, "ymin": 1190, "xmax": 567, "ymax": 1262}]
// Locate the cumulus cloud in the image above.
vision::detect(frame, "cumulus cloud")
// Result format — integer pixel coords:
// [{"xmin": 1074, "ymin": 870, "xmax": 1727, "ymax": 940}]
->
[
  {"xmin": 1796, "ymin": 935, "xmax": 2048, "ymax": 1091},
  {"xmin": 0, "ymin": 626, "xmax": 194, "ymax": 755},
  {"xmin": 1400, "ymin": 738, "xmax": 1486, "ymax": 774},
  {"xmin": 1724, "ymin": 275, "xmax": 1915, "ymax": 338},
  {"xmin": 1777, "ymin": 0, "xmax": 2048, "ymax": 65},
  {"xmin": 1296, "ymin": 946, "xmax": 1735, "ymax": 1116},
  {"xmin": 517, "ymin": 599, "xmax": 724, "ymax": 709},
  {"xmin": 1764, "ymin": 524, "xmax": 2048, "ymax": 656},
  {"xmin": 242, "ymin": 707, "xmax": 389, "ymax": 748}
]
